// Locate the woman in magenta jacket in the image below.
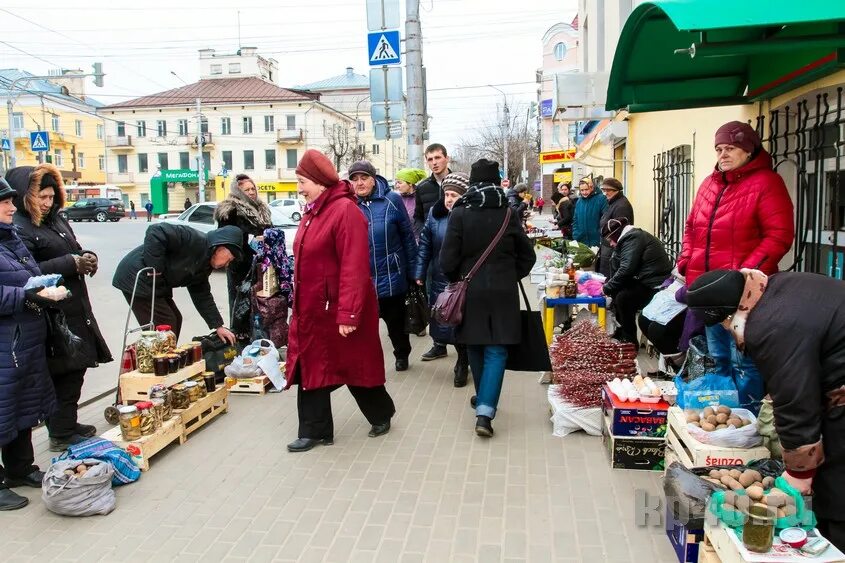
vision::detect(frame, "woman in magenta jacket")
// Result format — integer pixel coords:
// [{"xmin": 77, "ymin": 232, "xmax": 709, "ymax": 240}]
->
[{"xmin": 677, "ymin": 121, "xmax": 794, "ymax": 411}]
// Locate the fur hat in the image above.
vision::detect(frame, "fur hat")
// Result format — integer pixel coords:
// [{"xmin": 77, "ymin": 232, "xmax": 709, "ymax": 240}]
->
[
  {"xmin": 295, "ymin": 149, "xmax": 339, "ymax": 187},
  {"xmin": 686, "ymin": 269, "xmax": 746, "ymax": 326},
  {"xmin": 469, "ymin": 159, "xmax": 500, "ymax": 184},
  {"xmin": 441, "ymin": 172, "xmax": 469, "ymax": 195},
  {"xmin": 714, "ymin": 121, "xmax": 761, "ymax": 154}
]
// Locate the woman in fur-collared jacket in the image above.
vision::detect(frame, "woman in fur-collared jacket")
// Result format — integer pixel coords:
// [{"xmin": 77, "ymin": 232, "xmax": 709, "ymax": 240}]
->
[{"xmin": 213, "ymin": 174, "xmax": 272, "ymax": 311}]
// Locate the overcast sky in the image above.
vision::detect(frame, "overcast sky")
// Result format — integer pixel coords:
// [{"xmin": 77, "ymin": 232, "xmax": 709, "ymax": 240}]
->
[{"xmin": 0, "ymin": 0, "xmax": 576, "ymax": 150}]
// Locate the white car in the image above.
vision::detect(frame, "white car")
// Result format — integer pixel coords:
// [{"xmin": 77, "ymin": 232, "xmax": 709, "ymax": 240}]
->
[
  {"xmin": 162, "ymin": 202, "xmax": 297, "ymax": 251},
  {"xmin": 269, "ymin": 198, "xmax": 304, "ymax": 222}
]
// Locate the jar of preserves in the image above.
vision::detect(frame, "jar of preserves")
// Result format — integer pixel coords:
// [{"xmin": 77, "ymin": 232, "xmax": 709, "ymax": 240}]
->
[
  {"xmin": 564, "ymin": 280, "xmax": 578, "ymax": 298},
  {"xmin": 191, "ymin": 376, "xmax": 207, "ymax": 398},
  {"xmin": 171, "ymin": 384, "xmax": 190, "ymax": 410},
  {"xmin": 136, "ymin": 401, "xmax": 157, "ymax": 436},
  {"xmin": 743, "ymin": 504, "xmax": 775, "ymax": 553},
  {"xmin": 155, "ymin": 324, "xmax": 177, "ymax": 351},
  {"xmin": 167, "ymin": 354, "xmax": 180, "ymax": 374},
  {"xmin": 189, "ymin": 342, "xmax": 204, "ymax": 364},
  {"xmin": 150, "ymin": 397, "xmax": 166, "ymax": 427},
  {"xmin": 203, "ymin": 371, "xmax": 217, "ymax": 392},
  {"xmin": 118, "ymin": 405, "xmax": 141, "ymax": 441},
  {"xmin": 135, "ymin": 331, "xmax": 162, "ymax": 373},
  {"xmin": 177, "ymin": 347, "xmax": 190, "ymax": 368},
  {"xmin": 184, "ymin": 380, "xmax": 200, "ymax": 403},
  {"xmin": 149, "ymin": 385, "xmax": 173, "ymax": 421},
  {"xmin": 153, "ymin": 354, "xmax": 169, "ymax": 376}
]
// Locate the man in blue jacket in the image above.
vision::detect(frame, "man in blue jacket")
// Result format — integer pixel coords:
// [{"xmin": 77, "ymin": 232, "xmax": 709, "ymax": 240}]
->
[
  {"xmin": 572, "ymin": 177, "xmax": 607, "ymax": 248},
  {"xmin": 349, "ymin": 161, "xmax": 418, "ymax": 371}
]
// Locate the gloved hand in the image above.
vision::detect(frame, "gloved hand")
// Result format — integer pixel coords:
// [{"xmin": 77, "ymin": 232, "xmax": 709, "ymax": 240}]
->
[
  {"xmin": 25, "ymin": 286, "xmax": 55, "ymax": 308},
  {"xmin": 81, "ymin": 252, "xmax": 98, "ymax": 276},
  {"xmin": 73, "ymin": 254, "xmax": 96, "ymax": 276}
]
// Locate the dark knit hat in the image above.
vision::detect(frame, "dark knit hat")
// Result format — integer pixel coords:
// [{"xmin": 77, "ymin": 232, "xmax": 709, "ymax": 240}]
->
[
  {"xmin": 348, "ymin": 160, "xmax": 377, "ymax": 179},
  {"xmin": 441, "ymin": 172, "xmax": 469, "ymax": 195},
  {"xmin": 0, "ymin": 178, "xmax": 14, "ymax": 201},
  {"xmin": 295, "ymin": 149, "xmax": 339, "ymax": 187},
  {"xmin": 601, "ymin": 217, "xmax": 629, "ymax": 243},
  {"xmin": 469, "ymin": 159, "xmax": 500, "ymax": 184},
  {"xmin": 686, "ymin": 269, "xmax": 745, "ymax": 326},
  {"xmin": 714, "ymin": 121, "xmax": 761, "ymax": 154}
]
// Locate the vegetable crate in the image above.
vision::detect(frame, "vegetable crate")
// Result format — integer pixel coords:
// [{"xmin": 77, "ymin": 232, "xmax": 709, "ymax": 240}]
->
[
  {"xmin": 227, "ymin": 375, "xmax": 272, "ymax": 395},
  {"xmin": 701, "ymin": 520, "xmax": 845, "ymax": 563},
  {"xmin": 173, "ymin": 385, "xmax": 228, "ymax": 439},
  {"xmin": 601, "ymin": 414, "xmax": 666, "ymax": 471},
  {"xmin": 119, "ymin": 360, "xmax": 206, "ymax": 402},
  {"xmin": 666, "ymin": 407, "xmax": 770, "ymax": 469},
  {"xmin": 100, "ymin": 417, "xmax": 184, "ymax": 472}
]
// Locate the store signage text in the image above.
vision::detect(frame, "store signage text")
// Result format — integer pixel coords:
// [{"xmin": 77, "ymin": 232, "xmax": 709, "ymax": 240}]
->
[{"xmin": 539, "ymin": 149, "xmax": 576, "ymax": 164}]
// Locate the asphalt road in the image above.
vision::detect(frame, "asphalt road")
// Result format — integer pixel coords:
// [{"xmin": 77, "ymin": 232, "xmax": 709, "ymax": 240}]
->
[{"xmin": 66, "ymin": 219, "xmax": 253, "ymax": 404}]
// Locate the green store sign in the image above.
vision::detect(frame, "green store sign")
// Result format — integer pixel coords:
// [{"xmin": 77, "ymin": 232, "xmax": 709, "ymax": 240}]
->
[{"xmin": 158, "ymin": 169, "xmax": 211, "ymax": 183}]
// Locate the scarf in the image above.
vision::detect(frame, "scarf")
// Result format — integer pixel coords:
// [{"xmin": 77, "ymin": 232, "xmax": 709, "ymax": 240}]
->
[
  {"xmin": 455, "ymin": 183, "xmax": 507, "ymax": 210},
  {"xmin": 727, "ymin": 268, "xmax": 768, "ymax": 350},
  {"xmin": 255, "ymin": 228, "xmax": 294, "ymax": 301}
]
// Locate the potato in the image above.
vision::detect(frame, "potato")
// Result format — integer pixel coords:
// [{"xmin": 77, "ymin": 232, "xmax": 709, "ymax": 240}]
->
[
  {"xmin": 720, "ymin": 475, "xmax": 743, "ymax": 491},
  {"xmin": 63, "ymin": 469, "xmax": 76, "ymax": 477},
  {"xmin": 686, "ymin": 412, "xmax": 701, "ymax": 423},
  {"xmin": 716, "ymin": 405, "xmax": 732, "ymax": 415},
  {"xmin": 703, "ymin": 477, "xmax": 725, "ymax": 488},
  {"xmin": 745, "ymin": 470, "xmax": 762, "ymax": 483},
  {"xmin": 729, "ymin": 469, "xmax": 742, "ymax": 480},
  {"xmin": 746, "ymin": 485, "xmax": 764, "ymax": 501},
  {"xmin": 780, "ymin": 504, "xmax": 797, "ymax": 517},
  {"xmin": 752, "ymin": 482, "xmax": 764, "ymax": 490},
  {"xmin": 762, "ymin": 476, "xmax": 775, "ymax": 489},
  {"xmin": 741, "ymin": 418, "xmax": 752, "ymax": 427},
  {"xmin": 735, "ymin": 495, "xmax": 752, "ymax": 512},
  {"xmin": 709, "ymin": 469, "xmax": 722, "ymax": 479},
  {"xmin": 701, "ymin": 422, "xmax": 716, "ymax": 432},
  {"xmin": 776, "ymin": 507, "xmax": 787, "ymax": 518},
  {"xmin": 703, "ymin": 407, "xmax": 715, "ymax": 417},
  {"xmin": 766, "ymin": 491, "xmax": 787, "ymax": 507},
  {"xmin": 715, "ymin": 413, "xmax": 729, "ymax": 424},
  {"xmin": 705, "ymin": 414, "xmax": 718, "ymax": 425},
  {"xmin": 716, "ymin": 424, "xmax": 728, "ymax": 429},
  {"xmin": 723, "ymin": 491, "xmax": 738, "ymax": 506},
  {"xmin": 727, "ymin": 417, "xmax": 743, "ymax": 428},
  {"xmin": 738, "ymin": 471, "xmax": 757, "ymax": 488},
  {"xmin": 721, "ymin": 502, "xmax": 737, "ymax": 514},
  {"xmin": 689, "ymin": 421, "xmax": 701, "ymax": 427}
]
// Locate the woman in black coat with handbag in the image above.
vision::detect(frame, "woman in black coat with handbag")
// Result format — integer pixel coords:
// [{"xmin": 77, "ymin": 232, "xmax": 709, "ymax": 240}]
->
[
  {"xmin": 7, "ymin": 164, "xmax": 112, "ymax": 452},
  {"xmin": 440, "ymin": 160, "xmax": 535, "ymax": 438}
]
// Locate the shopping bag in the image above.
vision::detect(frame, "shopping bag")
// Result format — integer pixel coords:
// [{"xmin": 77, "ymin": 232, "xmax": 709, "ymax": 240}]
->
[
  {"xmin": 641, "ymin": 280, "xmax": 687, "ymax": 325},
  {"xmin": 42, "ymin": 459, "xmax": 115, "ymax": 517},
  {"xmin": 45, "ymin": 308, "xmax": 90, "ymax": 368},
  {"xmin": 674, "ymin": 336, "xmax": 739, "ymax": 409},
  {"xmin": 192, "ymin": 332, "xmax": 242, "ymax": 381},
  {"xmin": 506, "ymin": 282, "xmax": 552, "ymax": 372},
  {"xmin": 404, "ymin": 285, "xmax": 429, "ymax": 334},
  {"xmin": 256, "ymin": 266, "xmax": 280, "ymax": 298}
]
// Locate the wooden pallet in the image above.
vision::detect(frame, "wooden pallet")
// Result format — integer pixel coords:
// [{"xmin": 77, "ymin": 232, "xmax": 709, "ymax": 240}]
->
[
  {"xmin": 227, "ymin": 375, "xmax": 272, "ymax": 395},
  {"xmin": 100, "ymin": 417, "xmax": 184, "ymax": 471},
  {"xmin": 173, "ymin": 386, "xmax": 229, "ymax": 439},
  {"xmin": 119, "ymin": 360, "xmax": 206, "ymax": 402},
  {"xmin": 666, "ymin": 407, "xmax": 770, "ymax": 469}
]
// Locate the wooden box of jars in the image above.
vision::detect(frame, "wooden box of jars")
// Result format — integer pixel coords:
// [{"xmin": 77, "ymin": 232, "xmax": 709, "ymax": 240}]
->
[
  {"xmin": 173, "ymin": 384, "xmax": 229, "ymax": 440},
  {"xmin": 100, "ymin": 416, "xmax": 184, "ymax": 472},
  {"xmin": 120, "ymin": 331, "xmax": 207, "ymax": 402}
]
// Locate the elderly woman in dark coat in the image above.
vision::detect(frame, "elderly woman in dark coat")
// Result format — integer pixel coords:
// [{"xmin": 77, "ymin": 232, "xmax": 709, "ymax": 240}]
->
[
  {"xmin": 440, "ymin": 160, "xmax": 536, "ymax": 438},
  {"xmin": 0, "ymin": 178, "xmax": 58, "ymax": 510},
  {"xmin": 414, "ymin": 172, "xmax": 470, "ymax": 387},
  {"xmin": 7, "ymin": 164, "xmax": 112, "ymax": 452}
]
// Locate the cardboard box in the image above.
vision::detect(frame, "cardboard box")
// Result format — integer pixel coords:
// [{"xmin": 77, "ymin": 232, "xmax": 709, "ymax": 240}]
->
[
  {"xmin": 666, "ymin": 407, "xmax": 770, "ymax": 468},
  {"xmin": 601, "ymin": 414, "xmax": 666, "ymax": 471},
  {"xmin": 601, "ymin": 384, "xmax": 669, "ymax": 438},
  {"xmin": 665, "ymin": 504, "xmax": 703, "ymax": 563}
]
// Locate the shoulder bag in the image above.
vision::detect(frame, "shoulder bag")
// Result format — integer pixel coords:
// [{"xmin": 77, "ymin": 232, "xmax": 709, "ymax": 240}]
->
[
  {"xmin": 505, "ymin": 280, "xmax": 553, "ymax": 372},
  {"xmin": 432, "ymin": 208, "xmax": 511, "ymax": 328}
]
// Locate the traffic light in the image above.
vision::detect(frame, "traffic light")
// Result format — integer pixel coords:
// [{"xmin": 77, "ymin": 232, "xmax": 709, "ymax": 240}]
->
[
  {"xmin": 92, "ymin": 62, "xmax": 104, "ymax": 87},
  {"xmin": 529, "ymin": 102, "xmax": 538, "ymax": 119}
]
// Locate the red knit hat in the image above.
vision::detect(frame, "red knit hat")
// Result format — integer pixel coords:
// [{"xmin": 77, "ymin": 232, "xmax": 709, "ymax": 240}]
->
[
  {"xmin": 295, "ymin": 149, "xmax": 339, "ymax": 187},
  {"xmin": 714, "ymin": 121, "xmax": 761, "ymax": 154}
]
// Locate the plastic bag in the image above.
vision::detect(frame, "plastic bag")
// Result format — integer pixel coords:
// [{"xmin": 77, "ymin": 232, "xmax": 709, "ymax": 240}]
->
[
  {"xmin": 756, "ymin": 397, "xmax": 783, "ymax": 459},
  {"xmin": 664, "ymin": 462, "xmax": 722, "ymax": 529},
  {"xmin": 224, "ymin": 339, "xmax": 285, "ymax": 390},
  {"xmin": 42, "ymin": 459, "xmax": 115, "ymax": 516},
  {"xmin": 709, "ymin": 476, "xmax": 816, "ymax": 530},
  {"xmin": 686, "ymin": 408, "xmax": 763, "ymax": 448},
  {"xmin": 230, "ymin": 277, "xmax": 254, "ymax": 334},
  {"xmin": 642, "ymin": 280, "xmax": 687, "ymax": 325},
  {"xmin": 404, "ymin": 285, "xmax": 429, "ymax": 334},
  {"xmin": 57, "ymin": 437, "xmax": 140, "ymax": 487},
  {"xmin": 675, "ymin": 336, "xmax": 739, "ymax": 409},
  {"xmin": 24, "ymin": 273, "xmax": 63, "ymax": 290}
]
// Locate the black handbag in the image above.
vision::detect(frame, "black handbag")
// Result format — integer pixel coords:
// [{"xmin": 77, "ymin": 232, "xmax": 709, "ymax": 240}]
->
[
  {"xmin": 505, "ymin": 281, "xmax": 552, "ymax": 372},
  {"xmin": 404, "ymin": 285, "xmax": 430, "ymax": 334},
  {"xmin": 45, "ymin": 308, "xmax": 88, "ymax": 365},
  {"xmin": 192, "ymin": 332, "xmax": 242, "ymax": 382}
]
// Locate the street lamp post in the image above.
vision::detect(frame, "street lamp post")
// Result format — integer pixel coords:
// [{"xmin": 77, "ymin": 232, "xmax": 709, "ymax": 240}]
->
[{"xmin": 488, "ymin": 85, "xmax": 509, "ymax": 182}]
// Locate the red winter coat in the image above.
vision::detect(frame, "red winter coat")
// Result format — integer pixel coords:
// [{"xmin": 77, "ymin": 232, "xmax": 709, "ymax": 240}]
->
[
  {"xmin": 284, "ymin": 181, "xmax": 385, "ymax": 390},
  {"xmin": 677, "ymin": 150, "xmax": 794, "ymax": 285}
]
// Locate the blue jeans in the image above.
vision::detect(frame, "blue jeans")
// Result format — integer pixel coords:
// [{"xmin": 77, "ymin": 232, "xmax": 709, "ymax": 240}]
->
[
  {"xmin": 705, "ymin": 324, "xmax": 764, "ymax": 413},
  {"xmin": 466, "ymin": 345, "xmax": 508, "ymax": 419}
]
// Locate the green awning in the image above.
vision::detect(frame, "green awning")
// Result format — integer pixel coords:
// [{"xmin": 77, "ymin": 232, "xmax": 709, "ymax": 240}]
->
[{"xmin": 606, "ymin": 0, "xmax": 845, "ymax": 112}]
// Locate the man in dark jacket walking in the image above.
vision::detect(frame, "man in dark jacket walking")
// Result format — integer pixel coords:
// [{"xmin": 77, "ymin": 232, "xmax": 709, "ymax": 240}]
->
[
  {"xmin": 349, "ymin": 161, "xmax": 418, "ymax": 371},
  {"xmin": 112, "ymin": 223, "xmax": 242, "ymax": 344},
  {"xmin": 144, "ymin": 200, "xmax": 154, "ymax": 222},
  {"xmin": 413, "ymin": 143, "xmax": 451, "ymax": 229},
  {"xmin": 597, "ymin": 178, "xmax": 635, "ymax": 277},
  {"xmin": 601, "ymin": 218, "xmax": 672, "ymax": 344},
  {"xmin": 686, "ymin": 269, "xmax": 845, "ymax": 551},
  {"xmin": 572, "ymin": 177, "xmax": 607, "ymax": 247}
]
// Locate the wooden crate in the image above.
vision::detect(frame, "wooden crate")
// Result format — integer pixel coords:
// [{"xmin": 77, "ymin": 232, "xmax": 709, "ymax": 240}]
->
[
  {"xmin": 702, "ymin": 520, "xmax": 845, "ymax": 563},
  {"xmin": 228, "ymin": 375, "xmax": 272, "ymax": 395},
  {"xmin": 666, "ymin": 407, "xmax": 770, "ymax": 469},
  {"xmin": 119, "ymin": 360, "xmax": 206, "ymax": 402},
  {"xmin": 173, "ymin": 386, "xmax": 228, "ymax": 439},
  {"xmin": 100, "ymin": 416, "xmax": 184, "ymax": 471}
]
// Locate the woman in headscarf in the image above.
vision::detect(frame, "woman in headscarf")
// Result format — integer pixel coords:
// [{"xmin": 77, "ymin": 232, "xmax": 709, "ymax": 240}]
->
[{"xmin": 394, "ymin": 168, "xmax": 428, "ymax": 237}]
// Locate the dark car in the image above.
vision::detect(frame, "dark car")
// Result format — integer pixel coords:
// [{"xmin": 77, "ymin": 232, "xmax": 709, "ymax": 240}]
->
[{"xmin": 60, "ymin": 198, "xmax": 125, "ymax": 222}]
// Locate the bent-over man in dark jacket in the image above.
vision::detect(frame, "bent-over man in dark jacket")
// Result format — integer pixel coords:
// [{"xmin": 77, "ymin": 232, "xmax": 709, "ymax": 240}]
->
[
  {"xmin": 602, "ymin": 218, "xmax": 672, "ymax": 344},
  {"xmin": 686, "ymin": 269, "xmax": 845, "ymax": 552},
  {"xmin": 112, "ymin": 223, "xmax": 243, "ymax": 344}
]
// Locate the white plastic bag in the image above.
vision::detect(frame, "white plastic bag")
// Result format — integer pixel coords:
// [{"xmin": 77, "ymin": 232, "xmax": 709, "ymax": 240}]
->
[
  {"xmin": 42, "ymin": 459, "xmax": 115, "ymax": 516},
  {"xmin": 223, "ymin": 339, "xmax": 285, "ymax": 390},
  {"xmin": 642, "ymin": 280, "xmax": 687, "ymax": 324},
  {"xmin": 548, "ymin": 385, "xmax": 602, "ymax": 437},
  {"xmin": 686, "ymin": 408, "xmax": 763, "ymax": 448}
]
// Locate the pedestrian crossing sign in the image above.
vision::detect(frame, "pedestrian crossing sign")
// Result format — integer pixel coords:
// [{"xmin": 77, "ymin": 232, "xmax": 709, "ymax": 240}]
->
[
  {"xmin": 368, "ymin": 30, "xmax": 401, "ymax": 66},
  {"xmin": 1, "ymin": 138, "xmax": 10, "ymax": 151},
  {"xmin": 29, "ymin": 131, "xmax": 50, "ymax": 152}
]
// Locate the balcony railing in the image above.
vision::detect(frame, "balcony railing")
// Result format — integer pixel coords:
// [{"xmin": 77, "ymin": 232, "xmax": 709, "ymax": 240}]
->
[
  {"xmin": 277, "ymin": 128, "xmax": 305, "ymax": 143},
  {"xmin": 106, "ymin": 135, "xmax": 133, "ymax": 148},
  {"xmin": 190, "ymin": 133, "xmax": 213, "ymax": 147},
  {"xmin": 107, "ymin": 172, "xmax": 134, "ymax": 183}
]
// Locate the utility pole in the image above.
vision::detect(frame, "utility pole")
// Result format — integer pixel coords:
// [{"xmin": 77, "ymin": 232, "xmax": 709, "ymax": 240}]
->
[
  {"xmin": 405, "ymin": 0, "xmax": 425, "ymax": 168},
  {"xmin": 195, "ymin": 97, "xmax": 206, "ymax": 203},
  {"xmin": 503, "ymin": 101, "xmax": 510, "ymax": 182}
]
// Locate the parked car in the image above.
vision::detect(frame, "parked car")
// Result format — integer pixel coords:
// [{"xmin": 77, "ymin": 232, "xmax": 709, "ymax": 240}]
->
[
  {"xmin": 269, "ymin": 198, "xmax": 303, "ymax": 222},
  {"xmin": 163, "ymin": 202, "xmax": 298, "ymax": 251},
  {"xmin": 59, "ymin": 198, "xmax": 125, "ymax": 222}
]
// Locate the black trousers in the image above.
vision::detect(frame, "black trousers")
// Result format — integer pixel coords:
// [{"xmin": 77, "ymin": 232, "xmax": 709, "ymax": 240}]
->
[
  {"xmin": 612, "ymin": 283, "xmax": 658, "ymax": 344},
  {"xmin": 297, "ymin": 384, "xmax": 395, "ymax": 440},
  {"xmin": 638, "ymin": 310, "xmax": 686, "ymax": 356},
  {"xmin": 378, "ymin": 294, "xmax": 411, "ymax": 360},
  {"xmin": 46, "ymin": 369, "xmax": 86, "ymax": 438},
  {"xmin": 818, "ymin": 519, "xmax": 845, "ymax": 553},
  {"xmin": 124, "ymin": 292, "xmax": 183, "ymax": 338},
  {"xmin": 0, "ymin": 428, "xmax": 35, "ymax": 483}
]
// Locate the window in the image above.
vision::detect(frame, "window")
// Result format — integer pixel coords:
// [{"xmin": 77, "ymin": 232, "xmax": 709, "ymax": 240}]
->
[
  {"xmin": 286, "ymin": 149, "xmax": 297, "ymax": 169},
  {"xmin": 189, "ymin": 205, "xmax": 215, "ymax": 224},
  {"xmin": 98, "ymin": 155, "xmax": 105, "ymax": 170},
  {"xmin": 202, "ymin": 153, "xmax": 211, "ymax": 171},
  {"xmin": 265, "ymin": 149, "xmax": 276, "ymax": 170},
  {"xmin": 54, "ymin": 150, "xmax": 63, "ymax": 167},
  {"xmin": 210, "ymin": 64, "xmax": 223, "ymax": 75},
  {"xmin": 200, "ymin": 117, "xmax": 209, "ymax": 134},
  {"xmin": 286, "ymin": 115, "xmax": 296, "ymax": 130},
  {"xmin": 117, "ymin": 154, "xmax": 128, "ymax": 173},
  {"xmin": 243, "ymin": 117, "xmax": 253, "ymax": 134},
  {"xmin": 116, "ymin": 121, "xmax": 126, "ymax": 137},
  {"xmin": 136, "ymin": 121, "xmax": 146, "ymax": 137},
  {"xmin": 553, "ymin": 42, "xmax": 567, "ymax": 61},
  {"xmin": 653, "ymin": 144, "xmax": 693, "ymax": 261},
  {"xmin": 357, "ymin": 120, "xmax": 365, "ymax": 132},
  {"xmin": 221, "ymin": 117, "xmax": 231, "ymax": 135},
  {"xmin": 51, "ymin": 114, "xmax": 60, "ymax": 133},
  {"xmin": 177, "ymin": 119, "xmax": 187, "ymax": 136},
  {"xmin": 157, "ymin": 120, "xmax": 167, "ymax": 137},
  {"xmin": 12, "ymin": 113, "xmax": 24, "ymax": 131},
  {"xmin": 75, "ymin": 120, "xmax": 83, "ymax": 136},
  {"xmin": 158, "ymin": 152, "xmax": 169, "ymax": 170},
  {"xmin": 138, "ymin": 153, "xmax": 148, "ymax": 173},
  {"xmin": 372, "ymin": 144, "xmax": 380, "ymax": 155},
  {"xmin": 264, "ymin": 115, "xmax": 275, "ymax": 133},
  {"xmin": 552, "ymin": 124, "xmax": 561, "ymax": 146},
  {"xmin": 222, "ymin": 151, "xmax": 233, "ymax": 171},
  {"xmin": 179, "ymin": 152, "xmax": 190, "ymax": 170},
  {"xmin": 243, "ymin": 150, "xmax": 254, "ymax": 170},
  {"xmin": 96, "ymin": 124, "xmax": 104, "ymax": 140},
  {"xmin": 229, "ymin": 63, "xmax": 241, "ymax": 74},
  {"xmin": 77, "ymin": 153, "xmax": 85, "ymax": 169}
]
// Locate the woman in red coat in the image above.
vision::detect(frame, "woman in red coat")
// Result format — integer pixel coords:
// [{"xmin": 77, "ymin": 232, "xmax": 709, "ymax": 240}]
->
[
  {"xmin": 284, "ymin": 149, "xmax": 395, "ymax": 452},
  {"xmin": 677, "ymin": 121, "xmax": 794, "ymax": 411}
]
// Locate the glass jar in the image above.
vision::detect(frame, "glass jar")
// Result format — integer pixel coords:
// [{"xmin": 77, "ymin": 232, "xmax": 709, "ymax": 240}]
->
[
  {"xmin": 171, "ymin": 384, "xmax": 190, "ymax": 410},
  {"xmin": 203, "ymin": 371, "xmax": 216, "ymax": 392},
  {"xmin": 118, "ymin": 405, "xmax": 141, "ymax": 441},
  {"xmin": 190, "ymin": 342, "xmax": 204, "ymax": 364},
  {"xmin": 150, "ymin": 397, "xmax": 166, "ymax": 427},
  {"xmin": 167, "ymin": 354, "xmax": 180, "ymax": 374},
  {"xmin": 149, "ymin": 385, "xmax": 173, "ymax": 421},
  {"xmin": 743, "ymin": 504, "xmax": 776, "ymax": 553},
  {"xmin": 191, "ymin": 376, "xmax": 207, "ymax": 398},
  {"xmin": 177, "ymin": 347, "xmax": 190, "ymax": 368},
  {"xmin": 564, "ymin": 280, "xmax": 578, "ymax": 298},
  {"xmin": 155, "ymin": 324, "xmax": 177, "ymax": 351},
  {"xmin": 153, "ymin": 354, "xmax": 169, "ymax": 377},
  {"xmin": 184, "ymin": 380, "xmax": 200, "ymax": 403},
  {"xmin": 135, "ymin": 331, "xmax": 161, "ymax": 373},
  {"xmin": 136, "ymin": 401, "xmax": 157, "ymax": 436}
]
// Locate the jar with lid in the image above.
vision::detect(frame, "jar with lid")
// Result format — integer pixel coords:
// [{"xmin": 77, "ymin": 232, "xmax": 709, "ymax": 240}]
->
[
  {"xmin": 135, "ymin": 331, "xmax": 163, "ymax": 373},
  {"xmin": 743, "ymin": 504, "xmax": 775, "ymax": 553},
  {"xmin": 202, "ymin": 371, "xmax": 216, "ymax": 392},
  {"xmin": 150, "ymin": 397, "xmax": 166, "ymax": 427},
  {"xmin": 177, "ymin": 347, "xmax": 190, "ymax": 368},
  {"xmin": 189, "ymin": 342, "xmax": 204, "ymax": 364},
  {"xmin": 136, "ymin": 401, "xmax": 157, "ymax": 436},
  {"xmin": 171, "ymin": 384, "xmax": 190, "ymax": 409},
  {"xmin": 153, "ymin": 354, "xmax": 169, "ymax": 376},
  {"xmin": 149, "ymin": 385, "xmax": 173, "ymax": 421},
  {"xmin": 564, "ymin": 280, "xmax": 578, "ymax": 298},
  {"xmin": 118, "ymin": 405, "xmax": 141, "ymax": 441},
  {"xmin": 184, "ymin": 380, "xmax": 200, "ymax": 403},
  {"xmin": 167, "ymin": 354, "xmax": 180, "ymax": 374},
  {"xmin": 191, "ymin": 376, "xmax": 207, "ymax": 398},
  {"xmin": 155, "ymin": 324, "xmax": 177, "ymax": 351}
]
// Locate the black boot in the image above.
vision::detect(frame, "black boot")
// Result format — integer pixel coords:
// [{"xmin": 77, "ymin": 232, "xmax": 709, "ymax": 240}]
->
[
  {"xmin": 453, "ymin": 345, "xmax": 469, "ymax": 388},
  {"xmin": 475, "ymin": 416, "xmax": 494, "ymax": 437},
  {"xmin": 0, "ymin": 487, "xmax": 28, "ymax": 510}
]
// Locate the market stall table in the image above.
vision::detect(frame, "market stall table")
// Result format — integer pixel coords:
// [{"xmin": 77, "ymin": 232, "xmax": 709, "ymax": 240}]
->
[{"xmin": 543, "ymin": 296, "xmax": 607, "ymax": 344}]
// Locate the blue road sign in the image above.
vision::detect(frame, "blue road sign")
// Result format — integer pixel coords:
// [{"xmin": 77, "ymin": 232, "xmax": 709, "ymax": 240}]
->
[
  {"xmin": 30, "ymin": 131, "xmax": 50, "ymax": 152},
  {"xmin": 1, "ymin": 138, "xmax": 11, "ymax": 151},
  {"xmin": 368, "ymin": 30, "xmax": 401, "ymax": 66}
]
